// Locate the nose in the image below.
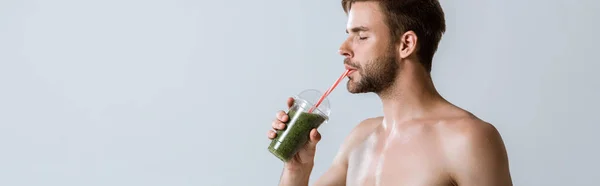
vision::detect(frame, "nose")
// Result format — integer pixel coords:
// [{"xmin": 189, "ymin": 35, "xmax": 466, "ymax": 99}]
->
[{"xmin": 338, "ymin": 39, "xmax": 353, "ymax": 58}]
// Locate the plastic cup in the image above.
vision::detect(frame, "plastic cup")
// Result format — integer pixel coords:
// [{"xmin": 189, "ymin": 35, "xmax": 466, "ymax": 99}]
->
[{"xmin": 268, "ymin": 89, "xmax": 331, "ymax": 162}]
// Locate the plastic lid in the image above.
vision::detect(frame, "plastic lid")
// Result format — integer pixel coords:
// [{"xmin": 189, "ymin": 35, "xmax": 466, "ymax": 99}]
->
[{"xmin": 293, "ymin": 89, "xmax": 331, "ymax": 117}]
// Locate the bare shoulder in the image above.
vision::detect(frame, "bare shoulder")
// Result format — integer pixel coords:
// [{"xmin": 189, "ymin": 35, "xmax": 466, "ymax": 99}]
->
[
  {"xmin": 326, "ymin": 117, "xmax": 380, "ymax": 163},
  {"xmin": 437, "ymin": 113, "xmax": 513, "ymax": 185},
  {"xmin": 338, "ymin": 116, "xmax": 382, "ymax": 154},
  {"xmin": 350, "ymin": 116, "xmax": 382, "ymax": 138},
  {"xmin": 313, "ymin": 117, "xmax": 382, "ymax": 186},
  {"xmin": 437, "ymin": 113, "xmax": 506, "ymax": 158},
  {"xmin": 438, "ymin": 114, "xmax": 503, "ymax": 142},
  {"xmin": 324, "ymin": 116, "xmax": 382, "ymax": 166}
]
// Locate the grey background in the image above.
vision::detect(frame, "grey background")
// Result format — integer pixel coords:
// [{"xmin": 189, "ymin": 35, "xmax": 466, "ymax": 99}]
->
[{"xmin": 1, "ymin": 0, "xmax": 598, "ymax": 185}]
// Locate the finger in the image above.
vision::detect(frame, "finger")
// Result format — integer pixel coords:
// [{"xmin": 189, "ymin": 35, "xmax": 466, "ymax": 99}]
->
[
  {"xmin": 276, "ymin": 110, "xmax": 288, "ymax": 122},
  {"xmin": 287, "ymin": 97, "xmax": 294, "ymax": 108},
  {"xmin": 267, "ymin": 130, "xmax": 277, "ymax": 139},
  {"xmin": 271, "ymin": 119, "xmax": 286, "ymax": 130},
  {"xmin": 307, "ymin": 129, "xmax": 321, "ymax": 148}
]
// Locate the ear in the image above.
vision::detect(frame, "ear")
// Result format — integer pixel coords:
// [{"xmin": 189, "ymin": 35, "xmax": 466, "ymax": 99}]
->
[{"xmin": 398, "ymin": 31, "xmax": 418, "ymax": 59}]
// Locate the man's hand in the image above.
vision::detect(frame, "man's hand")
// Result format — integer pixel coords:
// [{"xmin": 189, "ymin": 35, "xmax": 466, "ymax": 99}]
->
[{"xmin": 267, "ymin": 97, "xmax": 322, "ymax": 185}]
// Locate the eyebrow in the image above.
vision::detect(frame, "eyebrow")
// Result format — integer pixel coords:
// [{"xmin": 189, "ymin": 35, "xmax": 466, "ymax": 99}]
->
[{"xmin": 346, "ymin": 26, "xmax": 369, "ymax": 34}]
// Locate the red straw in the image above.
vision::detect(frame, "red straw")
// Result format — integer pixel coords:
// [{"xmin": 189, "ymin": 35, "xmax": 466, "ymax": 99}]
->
[{"xmin": 308, "ymin": 69, "xmax": 351, "ymax": 113}]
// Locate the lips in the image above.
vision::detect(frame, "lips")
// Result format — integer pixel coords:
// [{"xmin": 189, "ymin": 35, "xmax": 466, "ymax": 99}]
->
[
  {"xmin": 344, "ymin": 64, "xmax": 357, "ymax": 70},
  {"xmin": 344, "ymin": 64, "xmax": 357, "ymax": 75},
  {"xmin": 347, "ymin": 69, "xmax": 356, "ymax": 76}
]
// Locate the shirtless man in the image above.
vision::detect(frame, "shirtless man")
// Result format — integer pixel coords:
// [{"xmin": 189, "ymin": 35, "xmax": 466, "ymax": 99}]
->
[{"xmin": 266, "ymin": 0, "xmax": 513, "ymax": 185}]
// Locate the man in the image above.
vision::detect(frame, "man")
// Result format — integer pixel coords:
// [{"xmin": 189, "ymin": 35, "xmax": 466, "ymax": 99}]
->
[{"xmin": 267, "ymin": 0, "xmax": 513, "ymax": 185}]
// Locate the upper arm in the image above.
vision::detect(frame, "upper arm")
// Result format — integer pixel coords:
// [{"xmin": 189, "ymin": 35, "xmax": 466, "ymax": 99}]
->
[
  {"xmin": 313, "ymin": 118, "xmax": 379, "ymax": 186},
  {"xmin": 312, "ymin": 134, "xmax": 353, "ymax": 186},
  {"xmin": 448, "ymin": 122, "xmax": 513, "ymax": 186},
  {"xmin": 312, "ymin": 157, "xmax": 347, "ymax": 186}
]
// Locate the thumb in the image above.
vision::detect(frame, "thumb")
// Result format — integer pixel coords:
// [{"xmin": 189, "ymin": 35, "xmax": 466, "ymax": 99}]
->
[{"xmin": 307, "ymin": 129, "xmax": 321, "ymax": 149}]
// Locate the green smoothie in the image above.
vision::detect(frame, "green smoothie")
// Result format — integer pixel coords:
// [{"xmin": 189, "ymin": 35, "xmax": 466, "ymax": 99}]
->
[{"xmin": 268, "ymin": 109, "xmax": 327, "ymax": 162}]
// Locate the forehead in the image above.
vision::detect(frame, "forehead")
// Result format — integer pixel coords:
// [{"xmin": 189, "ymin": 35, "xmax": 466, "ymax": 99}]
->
[{"xmin": 346, "ymin": 2, "xmax": 386, "ymax": 31}]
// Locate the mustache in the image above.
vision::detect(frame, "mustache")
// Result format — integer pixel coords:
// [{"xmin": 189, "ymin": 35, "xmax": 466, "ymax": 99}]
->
[{"xmin": 344, "ymin": 58, "xmax": 360, "ymax": 69}]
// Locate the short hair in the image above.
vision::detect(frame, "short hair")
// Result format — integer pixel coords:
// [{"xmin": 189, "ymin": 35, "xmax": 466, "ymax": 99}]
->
[{"xmin": 342, "ymin": 0, "xmax": 446, "ymax": 72}]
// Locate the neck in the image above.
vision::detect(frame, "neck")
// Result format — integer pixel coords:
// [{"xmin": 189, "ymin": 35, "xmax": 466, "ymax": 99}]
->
[{"xmin": 377, "ymin": 61, "xmax": 446, "ymax": 129}]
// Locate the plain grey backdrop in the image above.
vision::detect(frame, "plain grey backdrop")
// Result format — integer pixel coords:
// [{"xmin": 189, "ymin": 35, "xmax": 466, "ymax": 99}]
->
[{"xmin": 1, "ymin": 0, "xmax": 598, "ymax": 185}]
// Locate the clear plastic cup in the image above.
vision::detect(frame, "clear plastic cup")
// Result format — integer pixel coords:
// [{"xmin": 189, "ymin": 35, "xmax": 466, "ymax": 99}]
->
[{"xmin": 268, "ymin": 89, "xmax": 331, "ymax": 162}]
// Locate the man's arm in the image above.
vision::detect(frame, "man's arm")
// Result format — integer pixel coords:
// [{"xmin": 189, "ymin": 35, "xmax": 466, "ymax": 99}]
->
[
  {"xmin": 448, "ymin": 121, "xmax": 513, "ymax": 186},
  {"xmin": 278, "ymin": 166, "xmax": 313, "ymax": 186},
  {"xmin": 311, "ymin": 152, "xmax": 348, "ymax": 186},
  {"xmin": 277, "ymin": 145, "xmax": 347, "ymax": 186},
  {"xmin": 274, "ymin": 133, "xmax": 348, "ymax": 186}
]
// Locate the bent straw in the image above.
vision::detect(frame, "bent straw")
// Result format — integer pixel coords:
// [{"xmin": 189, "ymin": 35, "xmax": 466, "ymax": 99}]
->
[{"xmin": 308, "ymin": 69, "xmax": 351, "ymax": 113}]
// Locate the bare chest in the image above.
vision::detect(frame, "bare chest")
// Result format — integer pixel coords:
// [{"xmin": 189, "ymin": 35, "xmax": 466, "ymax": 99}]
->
[{"xmin": 345, "ymin": 132, "xmax": 453, "ymax": 186}]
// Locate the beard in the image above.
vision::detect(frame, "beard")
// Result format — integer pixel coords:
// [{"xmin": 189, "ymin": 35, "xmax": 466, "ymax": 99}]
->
[{"xmin": 346, "ymin": 46, "xmax": 399, "ymax": 94}]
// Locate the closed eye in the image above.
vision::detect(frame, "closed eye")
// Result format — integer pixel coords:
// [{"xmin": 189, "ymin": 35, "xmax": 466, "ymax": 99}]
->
[{"xmin": 346, "ymin": 26, "xmax": 370, "ymax": 41}]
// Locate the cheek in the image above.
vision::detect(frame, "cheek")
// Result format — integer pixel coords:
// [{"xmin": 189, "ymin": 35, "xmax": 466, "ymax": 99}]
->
[
  {"xmin": 356, "ymin": 61, "xmax": 368, "ymax": 71},
  {"xmin": 353, "ymin": 49, "xmax": 378, "ymax": 65}
]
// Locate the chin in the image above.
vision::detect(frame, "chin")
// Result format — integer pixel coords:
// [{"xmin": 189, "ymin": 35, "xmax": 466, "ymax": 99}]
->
[
  {"xmin": 347, "ymin": 88, "xmax": 370, "ymax": 94},
  {"xmin": 346, "ymin": 81, "xmax": 356, "ymax": 93},
  {"xmin": 346, "ymin": 81, "xmax": 365, "ymax": 94}
]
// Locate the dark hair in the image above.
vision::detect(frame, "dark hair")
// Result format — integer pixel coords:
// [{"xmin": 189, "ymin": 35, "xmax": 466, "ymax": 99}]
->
[{"xmin": 342, "ymin": 0, "xmax": 446, "ymax": 72}]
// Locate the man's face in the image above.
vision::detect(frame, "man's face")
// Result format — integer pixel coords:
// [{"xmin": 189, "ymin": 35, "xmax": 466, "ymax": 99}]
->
[{"xmin": 340, "ymin": 2, "xmax": 399, "ymax": 94}]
